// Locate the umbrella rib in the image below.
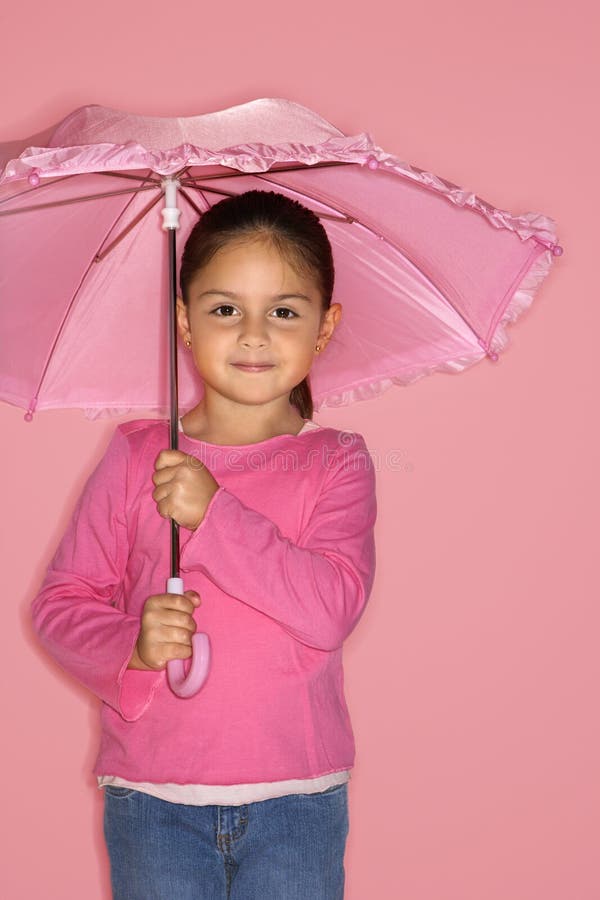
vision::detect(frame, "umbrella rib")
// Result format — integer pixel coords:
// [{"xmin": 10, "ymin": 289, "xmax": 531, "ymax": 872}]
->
[
  {"xmin": 0, "ymin": 173, "xmax": 83, "ymax": 207},
  {"xmin": 252, "ymin": 171, "xmax": 370, "ymax": 224},
  {"xmin": 178, "ymin": 179, "xmax": 352, "ymax": 224},
  {"xmin": 182, "ymin": 185, "xmax": 217, "ymax": 216},
  {"xmin": 93, "ymin": 169, "xmax": 161, "ymax": 260},
  {"xmin": 179, "ymin": 182, "xmax": 243, "ymax": 200},
  {"xmin": 178, "ymin": 188, "xmax": 206, "ymax": 217},
  {"xmin": 95, "ymin": 192, "xmax": 164, "ymax": 261},
  {"xmin": 0, "ymin": 172, "xmax": 163, "ymax": 209},
  {"xmin": 0, "ymin": 182, "xmax": 159, "ymax": 216},
  {"xmin": 96, "ymin": 170, "xmax": 163, "ymax": 185}
]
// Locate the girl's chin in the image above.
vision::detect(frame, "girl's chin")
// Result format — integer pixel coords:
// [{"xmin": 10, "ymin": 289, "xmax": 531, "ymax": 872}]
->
[{"xmin": 202, "ymin": 384, "xmax": 298, "ymax": 404}]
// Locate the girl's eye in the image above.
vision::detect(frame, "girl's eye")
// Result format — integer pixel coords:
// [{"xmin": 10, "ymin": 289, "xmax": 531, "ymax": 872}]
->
[{"xmin": 211, "ymin": 306, "xmax": 298, "ymax": 319}]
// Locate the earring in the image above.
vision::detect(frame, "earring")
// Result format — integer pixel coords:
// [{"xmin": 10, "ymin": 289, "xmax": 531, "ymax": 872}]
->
[
  {"xmin": 315, "ymin": 344, "xmax": 321, "ymax": 352},
  {"xmin": 185, "ymin": 338, "xmax": 191, "ymax": 348}
]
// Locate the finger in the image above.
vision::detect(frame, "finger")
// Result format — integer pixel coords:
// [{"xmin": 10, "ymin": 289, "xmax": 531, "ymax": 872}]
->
[
  {"xmin": 156, "ymin": 610, "xmax": 197, "ymax": 633},
  {"xmin": 154, "ymin": 498, "xmax": 172, "ymax": 520},
  {"xmin": 153, "ymin": 492, "xmax": 177, "ymax": 521},
  {"xmin": 184, "ymin": 590, "xmax": 202, "ymax": 608},
  {"xmin": 152, "ymin": 483, "xmax": 166, "ymax": 501},
  {"xmin": 162, "ymin": 642, "xmax": 193, "ymax": 662},
  {"xmin": 146, "ymin": 593, "xmax": 198, "ymax": 615},
  {"xmin": 158, "ymin": 508, "xmax": 171, "ymax": 522},
  {"xmin": 159, "ymin": 625, "xmax": 195, "ymax": 646},
  {"xmin": 162, "ymin": 592, "xmax": 199, "ymax": 614},
  {"xmin": 154, "ymin": 449, "xmax": 186, "ymax": 470},
  {"xmin": 152, "ymin": 484, "xmax": 172, "ymax": 505},
  {"xmin": 141, "ymin": 639, "xmax": 194, "ymax": 669},
  {"xmin": 152, "ymin": 467, "xmax": 173, "ymax": 487}
]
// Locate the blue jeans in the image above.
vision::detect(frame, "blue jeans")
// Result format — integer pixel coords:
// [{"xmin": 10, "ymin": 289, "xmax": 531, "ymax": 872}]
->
[{"xmin": 103, "ymin": 782, "xmax": 349, "ymax": 899}]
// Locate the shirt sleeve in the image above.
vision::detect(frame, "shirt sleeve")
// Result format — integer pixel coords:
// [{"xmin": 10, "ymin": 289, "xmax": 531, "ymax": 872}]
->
[
  {"xmin": 179, "ymin": 433, "xmax": 377, "ymax": 651},
  {"xmin": 30, "ymin": 426, "xmax": 163, "ymax": 721}
]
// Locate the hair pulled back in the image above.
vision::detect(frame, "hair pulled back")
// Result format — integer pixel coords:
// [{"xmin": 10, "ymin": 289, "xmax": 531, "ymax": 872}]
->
[{"xmin": 179, "ymin": 189, "xmax": 334, "ymax": 420}]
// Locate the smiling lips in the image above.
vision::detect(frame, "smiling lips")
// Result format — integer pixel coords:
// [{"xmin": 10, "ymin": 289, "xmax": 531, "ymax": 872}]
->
[{"xmin": 231, "ymin": 362, "xmax": 275, "ymax": 372}]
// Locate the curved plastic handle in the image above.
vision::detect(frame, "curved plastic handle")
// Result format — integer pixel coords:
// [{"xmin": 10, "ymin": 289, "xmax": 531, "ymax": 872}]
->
[{"xmin": 165, "ymin": 577, "xmax": 211, "ymax": 698}]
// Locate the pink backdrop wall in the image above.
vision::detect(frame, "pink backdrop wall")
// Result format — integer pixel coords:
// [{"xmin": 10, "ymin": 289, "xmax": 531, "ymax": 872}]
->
[{"xmin": 1, "ymin": 1, "xmax": 596, "ymax": 897}]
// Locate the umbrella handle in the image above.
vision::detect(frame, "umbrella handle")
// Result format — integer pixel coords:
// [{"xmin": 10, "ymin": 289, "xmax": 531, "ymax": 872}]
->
[{"xmin": 165, "ymin": 577, "xmax": 211, "ymax": 698}]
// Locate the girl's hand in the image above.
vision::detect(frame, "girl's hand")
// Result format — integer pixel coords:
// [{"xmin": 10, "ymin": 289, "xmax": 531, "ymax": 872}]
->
[
  {"xmin": 128, "ymin": 590, "xmax": 201, "ymax": 671},
  {"xmin": 152, "ymin": 449, "xmax": 219, "ymax": 530}
]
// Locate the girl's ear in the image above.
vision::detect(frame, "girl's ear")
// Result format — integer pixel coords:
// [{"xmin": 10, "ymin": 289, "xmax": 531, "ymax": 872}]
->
[
  {"xmin": 176, "ymin": 296, "xmax": 190, "ymax": 339},
  {"xmin": 316, "ymin": 302, "xmax": 343, "ymax": 351}
]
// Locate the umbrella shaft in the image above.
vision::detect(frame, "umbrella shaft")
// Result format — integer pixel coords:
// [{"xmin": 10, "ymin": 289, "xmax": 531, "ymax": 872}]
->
[
  {"xmin": 171, "ymin": 519, "xmax": 180, "ymax": 582},
  {"xmin": 168, "ymin": 227, "xmax": 180, "ymax": 580}
]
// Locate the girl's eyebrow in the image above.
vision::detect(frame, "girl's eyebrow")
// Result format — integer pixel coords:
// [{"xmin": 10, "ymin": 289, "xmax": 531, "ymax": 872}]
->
[{"xmin": 197, "ymin": 290, "xmax": 313, "ymax": 302}]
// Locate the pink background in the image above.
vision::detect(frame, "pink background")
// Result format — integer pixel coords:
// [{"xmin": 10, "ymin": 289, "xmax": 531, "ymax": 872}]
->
[{"xmin": 1, "ymin": 2, "xmax": 596, "ymax": 897}]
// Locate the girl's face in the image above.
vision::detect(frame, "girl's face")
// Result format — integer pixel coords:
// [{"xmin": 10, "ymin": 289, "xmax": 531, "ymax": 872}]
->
[{"xmin": 176, "ymin": 236, "xmax": 341, "ymax": 412}]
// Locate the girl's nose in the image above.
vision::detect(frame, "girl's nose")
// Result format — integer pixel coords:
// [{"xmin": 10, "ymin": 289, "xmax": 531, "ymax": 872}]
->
[{"xmin": 239, "ymin": 320, "xmax": 269, "ymax": 349}]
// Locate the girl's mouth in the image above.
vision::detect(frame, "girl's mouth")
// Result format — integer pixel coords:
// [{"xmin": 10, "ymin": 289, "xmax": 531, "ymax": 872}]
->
[{"xmin": 231, "ymin": 364, "xmax": 275, "ymax": 373}]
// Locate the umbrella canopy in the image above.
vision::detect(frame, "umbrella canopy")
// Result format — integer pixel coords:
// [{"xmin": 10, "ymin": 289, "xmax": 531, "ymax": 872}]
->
[
  {"xmin": 1, "ymin": 98, "xmax": 563, "ymax": 697},
  {"xmin": 0, "ymin": 97, "xmax": 562, "ymax": 421}
]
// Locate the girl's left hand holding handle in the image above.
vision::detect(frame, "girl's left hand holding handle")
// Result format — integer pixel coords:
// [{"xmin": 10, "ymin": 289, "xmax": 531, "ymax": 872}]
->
[
  {"xmin": 128, "ymin": 590, "xmax": 202, "ymax": 670},
  {"xmin": 152, "ymin": 449, "xmax": 219, "ymax": 531}
]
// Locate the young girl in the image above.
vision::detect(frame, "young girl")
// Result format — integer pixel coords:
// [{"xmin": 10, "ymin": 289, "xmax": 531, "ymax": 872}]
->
[{"xmin": 31, "ymin": 189, "xmax": 377, "ymax": 900}]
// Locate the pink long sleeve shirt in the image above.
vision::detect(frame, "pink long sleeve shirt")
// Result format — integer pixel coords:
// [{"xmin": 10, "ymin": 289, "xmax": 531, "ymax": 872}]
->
[{"xmin": 31, "ymin": 418, "xmax": 377, "ymax": 785}]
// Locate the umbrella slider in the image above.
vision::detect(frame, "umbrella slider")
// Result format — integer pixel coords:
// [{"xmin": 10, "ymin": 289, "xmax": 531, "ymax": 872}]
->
[{"xmin": 161, "ymin": 177, "xmax": 181, "ymax": 231}]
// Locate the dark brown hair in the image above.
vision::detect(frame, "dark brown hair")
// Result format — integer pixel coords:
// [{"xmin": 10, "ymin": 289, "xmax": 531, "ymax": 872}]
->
[{"xmin": 179, "ymin": 189, "xmax": 334, "ymax": 419}]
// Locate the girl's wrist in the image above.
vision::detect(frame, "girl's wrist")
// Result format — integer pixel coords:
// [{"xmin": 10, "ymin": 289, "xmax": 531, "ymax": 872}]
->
[
  {"xmin": 127, "ymin": 642, "xmax": 153, "ymax": 671},
  {"xmin": 189, "ymin": 483, "xmax": 220, "ymax": 530}
]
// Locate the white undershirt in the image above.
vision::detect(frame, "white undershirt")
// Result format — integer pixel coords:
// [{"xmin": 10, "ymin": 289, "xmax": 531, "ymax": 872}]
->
[{"xmin": 97, "ymin": 770, "xmax": 351, "ymax": 806}]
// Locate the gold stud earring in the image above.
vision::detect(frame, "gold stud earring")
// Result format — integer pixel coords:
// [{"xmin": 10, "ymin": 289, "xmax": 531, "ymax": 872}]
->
[
  {"xmin": 185, "ymin": 338, "xmax": 191, "ymax": 348},
  {"xmin": 315, "ymin": 344, "xmax": 321, "ymax": 352}
]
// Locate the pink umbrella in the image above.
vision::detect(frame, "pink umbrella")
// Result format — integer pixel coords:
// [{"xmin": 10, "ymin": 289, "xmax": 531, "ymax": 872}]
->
[{"xmin": 0, "ymin": 97, "xmax": 563, "ymax": 696}]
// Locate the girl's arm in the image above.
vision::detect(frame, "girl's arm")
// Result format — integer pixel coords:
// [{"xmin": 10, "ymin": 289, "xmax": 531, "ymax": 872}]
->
[
  {"xmin": 179, "ymin": 434, "xmax": 377, "ymax": 652},
  {"xmin": 31, "ymin": 428, "xmax": 162, "ymax": 721}
]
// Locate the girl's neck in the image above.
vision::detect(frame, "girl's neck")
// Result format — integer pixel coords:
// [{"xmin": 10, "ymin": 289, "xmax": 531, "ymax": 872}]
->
[{"xmin": 179, "ymin": 403, "xmax": 307, "ymax": 446}]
